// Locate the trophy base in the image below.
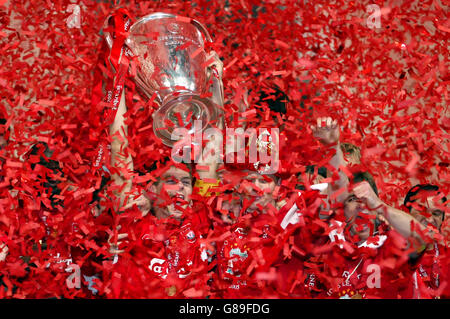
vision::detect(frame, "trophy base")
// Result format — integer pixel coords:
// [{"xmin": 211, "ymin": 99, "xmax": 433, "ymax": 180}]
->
[{"xmin": 153, "ymin": 94, "xmax": 217, "ymax": 147}]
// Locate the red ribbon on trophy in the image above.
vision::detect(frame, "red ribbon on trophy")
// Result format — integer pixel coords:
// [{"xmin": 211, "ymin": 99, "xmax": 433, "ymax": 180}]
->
[{"xmin": 90, "ymin": 8, "xmax": 134, "ymax": 174}]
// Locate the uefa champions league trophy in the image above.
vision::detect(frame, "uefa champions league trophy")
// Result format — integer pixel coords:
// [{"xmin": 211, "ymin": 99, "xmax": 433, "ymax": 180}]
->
[{"xmin": 104, "ymin": 12, "xmax": 221, "ymax": 146}]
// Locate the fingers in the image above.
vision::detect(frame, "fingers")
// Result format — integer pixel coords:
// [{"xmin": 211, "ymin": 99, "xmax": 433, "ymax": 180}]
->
[
  {"xmin": 354, "ymin": 181, "xmax": 369, "ymax": 190},
  {"xmin": 325, "ymin": 117, "xmax": 336, "ymax": 128},
  {"xmin": 123, "ymin": 199, "xmax": 138, "ymax": 210},
  {"xmin": 109, "ymin": 246, "xmax": 125, "ymax": 255},
  {"xmin": 117, "ymin": 233, "xmax": 128, "ymax": 240},
  {"xmin": 314, "ymin": 117, "xmax": 337, "ymax": 129},
  {"xmin": 123, "ymin": 195, "xmax": 150, "ymax": 211},
  {"xmin": 353, "ymin": 182, "xmax": 381, "ymax": 210},
  {"xmin": 353, "ymin": 188, "xmax": 365, "ymax": 199},
  {"xmin": 109, "ymin": 243, "xmax": 124, "ymax": 254},
  {"xmin": 108, "ymin": 232, "xmax": 128, "ymax": 244},
  {"xmin": 108, "ymin": 232, "xmax": 128, "ymax": 255},
  {"xmin": 311, "ymin": 117, "xmax": 339, "ymax": 135},
  {"xmin": 377, "ymin": 214, "xmax": 389, "ymax": 224}
]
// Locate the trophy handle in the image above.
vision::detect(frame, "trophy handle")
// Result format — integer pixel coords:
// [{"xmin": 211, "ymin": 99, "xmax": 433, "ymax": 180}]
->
[
  {"xmin": 190, "ymin": 18, "xmax": 212, "ymax": 43},
  {"xmin": 102, "ymin": 14, "xmax": 114, "ymax": 49},
  {"xmin": 210, "ymin": 68, "xmax": 224, "ymax": 108}
]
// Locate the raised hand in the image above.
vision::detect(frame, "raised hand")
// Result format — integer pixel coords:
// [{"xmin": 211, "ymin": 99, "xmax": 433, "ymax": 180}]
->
[
  {"xmin": 311, "ymin": 117, "xmax": 340, "ymax": 145},
  {"xmin": 122, "ymin": 193, "xmax": 151, "ymax": 216},
  {"xmin": 352, "ymin": 181, "xmax": 383, "ymax": 210}
]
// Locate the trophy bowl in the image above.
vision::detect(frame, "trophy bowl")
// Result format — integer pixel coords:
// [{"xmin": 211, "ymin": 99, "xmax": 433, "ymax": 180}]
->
[{"xmin": 104, "ymin": 12, "xmax": 219, "ymax": 146}]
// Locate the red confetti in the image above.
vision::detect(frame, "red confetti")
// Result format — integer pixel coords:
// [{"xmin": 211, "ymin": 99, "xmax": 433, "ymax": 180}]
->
[{"xmin": 0, "ymin": 0, "xmax": 447, "ymax": 301}]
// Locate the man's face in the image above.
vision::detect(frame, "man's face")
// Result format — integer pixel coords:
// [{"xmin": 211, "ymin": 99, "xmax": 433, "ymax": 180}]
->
[
  {"xmin": 153, "ymin": 166, "xmax": 193, "ymax": 220},
  {"xmin": 343, "ymin": 193, "xmax": 375, "ymax": 242},
  {"xmin": 242, "ymin": 171, "xmax": 277, "ymax": 213},
  {"xmin": 409, "ymin": 192, "xmax": 446, "ymax": 231}
]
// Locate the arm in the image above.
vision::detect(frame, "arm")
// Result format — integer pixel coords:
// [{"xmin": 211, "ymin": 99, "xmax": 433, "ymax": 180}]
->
[
  {"xmin": 197, "ymin": 51, "xmax": 251, "ymax": 182},
  {"xmin": 381, "ymin": 205, "xmax": 429, "ymax": 243},
  {"xmin": 196, "ymin": 51, "xmax": 224, "ymax": 181},
  {"xmin": 311, "ymin": 117, "xmax": 349, "ymax": 201},
  {"xmin": 109, "ymin": 90, "xmax": 134, "ymax": 207},
  {"xmin": 109, "ymin": 89, "xmax": 152, "ymax": 215},
  {"xmin": 352, "ymin": 181, "xmax": 433, "ymax": 248}
]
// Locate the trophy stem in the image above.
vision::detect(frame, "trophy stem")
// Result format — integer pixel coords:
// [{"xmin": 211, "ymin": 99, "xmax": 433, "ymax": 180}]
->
[{"xmin": 153, "ymin": 93, "xmax": 217, "ymax": 147}]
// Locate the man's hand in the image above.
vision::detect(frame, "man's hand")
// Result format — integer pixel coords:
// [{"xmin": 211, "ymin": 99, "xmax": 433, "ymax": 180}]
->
[
  {"xmin": 196, "ymin": 117, "xmax": 224, "ymax": 180},
  {"xmin": 311, "ymin": 117, "xmax": 340, "ymax": 145},
  {"xmin": 122, "ymin": 194, "xmax": 151, "ymax": 216},
  {"xmin": 353, "ymin": 181, "xmax": 383, "ymax": 210},
  {"xmin": 108, "ymin": 230, "xmax": 128, "ymax": 255}
]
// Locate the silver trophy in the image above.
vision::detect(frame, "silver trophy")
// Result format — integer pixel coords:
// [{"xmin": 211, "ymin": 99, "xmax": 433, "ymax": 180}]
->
[{"xmin": 104, "ymin": 12, "xmax": 222, "ymax": 146}]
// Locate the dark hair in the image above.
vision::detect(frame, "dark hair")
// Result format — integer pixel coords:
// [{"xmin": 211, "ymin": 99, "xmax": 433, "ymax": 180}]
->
[
  {"xmin": 29, "ymin": 142, "xmax": 61, "ymax": 170},
  {"xmin": 29, "ymin": 142, "xmax": 64, "ymax": 208},
  {"xmin": 305, "ymin": 165, "xmax": 328, "ymax": 179},
  {"xmin": 353, "ymin": 171, "xmax": 378, "ymax": 196},
  {"xmin": 295, "ymin": 166, "xmax": 327, "ymax": 191},
  {"xmin": 404, "ymin": 184, "xmax": 447, "ymax": 221},
  {"xmin": 256, "ymin": 85, "xmax": 288, "ymax": 115},
  {"xmin": 90, "ymin": 175, "xmax": 110, "ymax": 204}
]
